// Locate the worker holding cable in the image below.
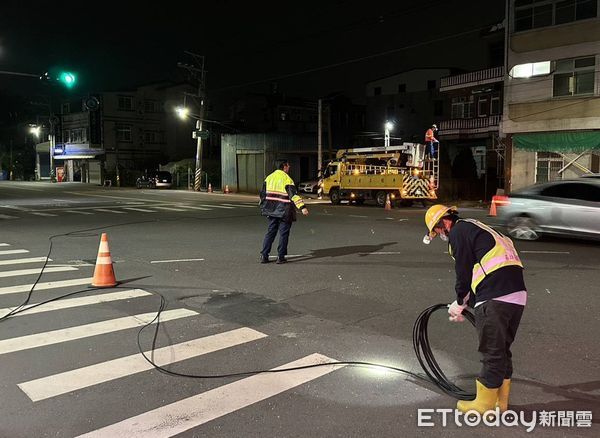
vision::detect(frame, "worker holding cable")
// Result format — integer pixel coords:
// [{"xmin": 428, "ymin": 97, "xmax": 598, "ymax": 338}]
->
[{"xmin": 423, "ymin": 204, "xmax": 526, "ymax": 415}]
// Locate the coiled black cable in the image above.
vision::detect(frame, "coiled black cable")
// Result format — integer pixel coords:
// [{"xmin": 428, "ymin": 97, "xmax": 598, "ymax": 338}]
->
[{"xmin": 413, "ymin": 304, "xmax": 476, "ymax": 400}]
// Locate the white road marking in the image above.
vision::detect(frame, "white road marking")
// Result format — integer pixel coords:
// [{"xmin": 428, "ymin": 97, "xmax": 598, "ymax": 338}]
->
[
  {"xmin": 76, "ymin": 353, "xmax": 343, "ymax": 438},
  {"xmin": 30, "ymin": 212, "xmax": 59, "ymax": 217},
  {"xmin": 348, "ymin": 215, "xmax": 368, "ymax": 218},
  {"xmin": 0, "ymin": 249, "xmax": 29, "ymax": 256},
  {"xmin": 198, "ymin": 204, "xmax": 235, "ymax": 209},
  {"xmin": 64, "ymin": 210, "xmax": 94, "ymax": 215},
  {"xmin": 0, "ymin": 266, "xmax": 78, "ymax": 278},
  {"xmin": 122, "ymin": 207, "xmax": 155, "ymax": 213},
  {"xmin": 19, "ymin": 327, "xmax": 267, "ymax": 402},
  {"xmin": 0, "ymin": 277, "xmax": 93, "ymax": 296},
  {"xmin": 0, "ymin": 243, "xmax": 10, "ymax": 246},
  {"xmin": 150, "ymin": 258, "xmax": 205, "ymax": 264},
  {"xmin": 0, "ymin": 257, "xmax": 51, "ymax": 266},
  {"xmin": 175, "ymin": 205, "xmax": 212, "ymax": 211},
  {"xmin": 220, "ymin": 203, "xmax": 256, "ymax": 208},
  {"xmin": 0, "ymin": 309, "xmax": 197, "ymax": 356},
  {"xmin": 0, "ymin": 214, "xmax": 18, "ymax": 219},
  {"xmin": 0, "ymin": 289, "xmax": 151, "ymax": 318},
  {"xmin": 153, "ymin": 206, "xmax": 187, "ymax": 212},
  {"xmin": 520, "ymin": 251, "xmax": 571, "ymax": 254},
  {"xmin": 93, "ymin": 209, "xmax": 127, "ymax": 214}
]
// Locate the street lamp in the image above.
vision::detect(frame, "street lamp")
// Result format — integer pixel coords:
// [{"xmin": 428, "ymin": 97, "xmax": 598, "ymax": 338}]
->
[
  {"xmin": 29, "ymin": 125, "xmax": 41, "ymax": 137},
  {"xmin": 384, "ymin": 121, "xmax": 394, "ymax": 149},
  {"xmin": 175, "ymin": 106, "xmax": 190, "ymax": 120},
  {"xmin": 174, "ymin": 106, "xmax": 204, "ymax": 191}
]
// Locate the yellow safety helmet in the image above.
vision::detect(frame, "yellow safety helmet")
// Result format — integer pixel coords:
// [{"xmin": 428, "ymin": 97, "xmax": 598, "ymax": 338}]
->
[{"xmin": 424, "ymin": 204, "xmax": 457, "ymax": 238}]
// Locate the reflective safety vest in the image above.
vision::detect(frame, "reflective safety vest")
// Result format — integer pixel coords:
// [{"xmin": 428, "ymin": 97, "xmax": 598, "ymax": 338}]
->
[
  {"xmin": 425, "ymin": 128, "xmax": 436, "ymax": 142},
  {"xmin": 450, "ymin": 219, "xmax": 523, "ymax": 293},
  {"xmin": 260, "ymin": 170, "xmax": 305, "ymax": 219}
]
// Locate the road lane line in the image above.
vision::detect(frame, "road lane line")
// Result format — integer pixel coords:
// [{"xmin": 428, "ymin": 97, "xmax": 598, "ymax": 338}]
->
[
  {"xmin": 19, "ymin": 327, "xmax": 267, "ymax": 402},
  {"xmin": 93, "ymin": 209, "xmax": 127, "ymax": 214},
  {"xmin": 0, "ymin": 266, "xmax": 78, "ymax": 278},
  {"xmin": 122, "ymin": 207, "xmax": 156, "ymax": 213},
  {"xmin": 0, "ymin": 289, "xmax": 151, "ymax": 318},
  {"xmin": 0, "ymin": 257, "xmax": 52, "ymax": 266},
  {"xmin": 0, "ymin": 249, "xmax": 29, "ymax": 256},
  {"xmin": 220, "ymin": 203, "xmax": 256, "ymax": 208},
  {"xmin": 0, "ymin": 309, "xmax": 198, "ymax": 356},
  {"xmin": 175, "ymin": 205, "xmax": 212, "ymax": 211},
  {"xmin": 150, "ymin": 258, "xmax": 205, "ymax": 264},
  {"xmin": 30, "ymin": 212, "xmax": 59, "ymax": 217},
  {"xmin": 0, "ymin": 214, "xmax": 19, "ymax": 219},
  {"xmin": 64, "ymin": 210, "xmax": 94, "ymax": 215},
  {"xmin": 153, "ymin": 206, "xmax": 187, "ymax": 212},
  {"xmin": 76, "ymin": 353, "xmax": 343, "ymax": 438},
  {"xmin": 198, "ymin": 204, "xmax": 235, "ymax": 209},
  {"xmin": 0, "ymin": 277, "xmax": 93, "ymax": 296},
  {"xmin": 0, "ymin": 243, "xmax": 10, "ymax": 246}
]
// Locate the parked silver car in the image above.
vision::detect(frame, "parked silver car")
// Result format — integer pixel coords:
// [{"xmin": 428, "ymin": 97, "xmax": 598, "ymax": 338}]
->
[
  {"xmin": 298, "ymin": 180, "xmax": 319, "ymax": 194},
  {"xmin": 496, "ymin": 179, "xmax": 600, "ymax": 241}
]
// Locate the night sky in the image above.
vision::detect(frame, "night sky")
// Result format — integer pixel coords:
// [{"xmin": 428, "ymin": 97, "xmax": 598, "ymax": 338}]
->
[{"xmin": 1, "ymin": 0, "xmax": 505, "ymax": 107}]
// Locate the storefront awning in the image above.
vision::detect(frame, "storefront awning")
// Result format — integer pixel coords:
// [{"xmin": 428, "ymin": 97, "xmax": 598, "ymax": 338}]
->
[{"xmin": 513, "ymin": 131, "xmax": 600, "ymax": 152}]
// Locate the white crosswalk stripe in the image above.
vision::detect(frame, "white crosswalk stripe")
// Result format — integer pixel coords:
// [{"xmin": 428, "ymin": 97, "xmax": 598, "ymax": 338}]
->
[
  {"xmin": 0, "ymin": 266, "xmax": 78, "ymax": 278},
  {"xmin": 153, "ymin": 206, "xmax": 187, "ymax": 212},
  {"xmin": 198, "ymin": 204, "xmax": 235, "ymax": 209},
  {"xmin": 0, "ymin": 308, "xmax": 197, "ymax": 355},
  {"xmin": 0, "ymin": 243, "xmax": 10, "ymax": 246},
  {"xmin": 30, "ymin": 212, "xmax": 59, "ymax": 217},
  {"xmin": 0, "ymin": 214, "xmax": 19, "ymax": 219},
  {"xmin": 0, "ymin": 289, "xmax": 152, "ymax": 318},
  {"xmin": 76, "ymin": 354, "xmax": 343, "ymax": 438},
  {"xmin": 64, "ymin": 210, "xmax": 94, "ymax": 215},
  {"xmin": 93, "ymin": 209, "xmax": 127, "ymax": 214},
  {"xmin": 0, "ymin": 257, "xmax": 51, "ymax": 266},
  {"xmin": 221, "ymin": 203, "xmax": 256, "ymax": 208},
  {"xmin": 0, "ymin": 277, "xmax": 92, "ymax": 296},
  {"xmin": 122, "ymin": 207, "xmax": 155, "ymax": 213},
  {"xmin": 175, "ymin": 205, "xmax": 212, "ymax": 211},
  {"xmin": 18, "ymin": 327, "xmax": 268, "ymax": 402},
  {"xmin": 0, "ymin": 249, "xmax": 29, "ymax": 256}
]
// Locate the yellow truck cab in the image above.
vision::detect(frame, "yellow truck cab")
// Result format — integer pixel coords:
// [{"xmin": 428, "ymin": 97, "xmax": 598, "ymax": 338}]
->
[{"xmin": 321, "ymin": 144, "xmax": 439, "ymax": 207}]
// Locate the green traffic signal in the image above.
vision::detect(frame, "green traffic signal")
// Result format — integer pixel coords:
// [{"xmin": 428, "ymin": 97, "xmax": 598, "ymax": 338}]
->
[{"xmin": 58, "ymin": 71, "xmax": 76, "ymax": 88}]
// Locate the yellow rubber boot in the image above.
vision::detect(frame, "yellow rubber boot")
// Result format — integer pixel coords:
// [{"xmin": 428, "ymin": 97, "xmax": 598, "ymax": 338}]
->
[
  {"xmin": 457, "ymin": 380, "xmax": 499, "ymax": 415},
  {"xmin": 496, "ymin": 379, "xmax": 511, "ymax": 412}
]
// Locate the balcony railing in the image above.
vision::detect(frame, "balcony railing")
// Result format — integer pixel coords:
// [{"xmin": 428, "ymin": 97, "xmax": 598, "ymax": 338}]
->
[
  {"xmin": 439, "ymin": 115, "xmax": 501, "ymax": 136},
  {"xmin": 440, "ymin": 66, "xmax": 505, "ymax": 91}
]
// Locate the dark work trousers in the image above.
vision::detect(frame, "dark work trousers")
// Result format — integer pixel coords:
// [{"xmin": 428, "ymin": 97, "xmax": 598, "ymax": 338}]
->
[
  {"xmin": 475, "ymin": 300, "xmax": 524, "ymax": 388},
  {"xmin": 261, "ymin": 216, "xmax": 292, "ymax": 259}
]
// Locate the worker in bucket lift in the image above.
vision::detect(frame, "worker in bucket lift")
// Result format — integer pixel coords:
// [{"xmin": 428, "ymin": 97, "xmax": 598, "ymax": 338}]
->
[
  {"xmin": 425, "ymin": 124, "xmax": 439, "ymax": 159},
  {"xmin": 423, "ymin": 204, "xmax": 527, "ymax": 415}
]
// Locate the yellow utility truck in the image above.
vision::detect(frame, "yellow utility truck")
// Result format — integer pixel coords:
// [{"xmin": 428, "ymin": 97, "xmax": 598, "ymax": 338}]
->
[{"xmin": 320, "ymin": 144, "xmax": 439, "ymax": 207}]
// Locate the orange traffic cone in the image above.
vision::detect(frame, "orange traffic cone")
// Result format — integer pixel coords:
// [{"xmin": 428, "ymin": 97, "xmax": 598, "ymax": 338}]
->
[
  {"xmin": 385, "ymin": 194, "xmax": 392, "ymax": 210},
  {"xmin": 489, "ymin": 199, "xmax": 497, "ymax": 216},
  {"xmin": 92, "ymin": 233, "xmax": 117, "ymax": 287},
  {"xmin": 208, "ymin": 183, "xmax": 213, "ymax": 193},
  {"xmin": 224, "ymin": 185, "xmax": 230, "ymax": 194}
]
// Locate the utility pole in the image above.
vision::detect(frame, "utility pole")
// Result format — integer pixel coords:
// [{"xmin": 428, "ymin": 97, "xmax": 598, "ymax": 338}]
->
[
  {"xmin": 317, "ymin": 99, "xmax": 323, "ymax": 199},
  {"xmin": 178, "ymin": 52, "xmax": 206, "ymax": 192}
]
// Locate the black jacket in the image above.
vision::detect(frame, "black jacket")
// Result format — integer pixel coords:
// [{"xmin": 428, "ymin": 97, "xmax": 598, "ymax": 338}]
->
[
  {"xmin": 448, "ymin": 220, "xmax": 526, "ymax": 306},
  {"xmin": 259, "ymin": 170, "xmax": 305, "ymax": 222}
]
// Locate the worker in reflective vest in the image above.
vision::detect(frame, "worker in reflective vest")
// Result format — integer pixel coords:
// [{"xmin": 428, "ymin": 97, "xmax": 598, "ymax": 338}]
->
[
  {"xmin": 423, "ymin": 204, "xmax": 527, "ymax": 416},
  {"xmin": 424, "ymin": 124, "xmax": 439, "ymax": 159},
  {"xmin": 259, "ymin": 160, "xmax": 308, "ymax": 264}
]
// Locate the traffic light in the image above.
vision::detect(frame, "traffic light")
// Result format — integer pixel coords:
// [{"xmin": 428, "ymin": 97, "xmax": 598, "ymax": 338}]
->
[{"xmin": 40, "ymin": 69, "xmax": 77, "ymax": 89}]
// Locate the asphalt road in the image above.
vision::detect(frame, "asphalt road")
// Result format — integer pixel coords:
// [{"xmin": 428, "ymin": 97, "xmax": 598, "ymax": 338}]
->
[{"xmin": 0, "ymin": 181, "xmax": 598, "ymax": 437}]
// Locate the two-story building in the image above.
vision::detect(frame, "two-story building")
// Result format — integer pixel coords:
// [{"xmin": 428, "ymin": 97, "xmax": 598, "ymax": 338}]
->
[
  {"xmin": 502, "ymin": 0, "xmax": 600, "ymax": 191},
  {"xmin": 54, "ymin": 82, "xmax": 195, "ymax": 184}
]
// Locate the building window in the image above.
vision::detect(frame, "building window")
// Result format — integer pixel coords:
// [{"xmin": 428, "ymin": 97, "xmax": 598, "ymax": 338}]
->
[
  {"xmin": 144, "ymin": 131, "xmax": 161, "ymax": 143},
  {"xmin": 62, "ymin": 103, "xmax": 70, "ymax": 114},
  {"xmin": 116, "ymin": 125, "xmax": 132, "ymax": 142},
  {"xmin": 434, "ymin": 100, "xmax": 443, "ymax": 116},
  {"xmin": 553, "ymin": 56, "xmax": 595, "ymax": 97},
  {"xmin": 427, "ymin": 79, "xmax": 437, "ymax": 90},
  {"xmin": 477, "ymin": 98, "xmax": 488, "ymax": 117},
  {"xmin": 118, "ymin": 96, "xmax": 134, "ymax": 111},
  {"xmin": 514, "ymin": 0, "xmax": 597, "ymax": 32},
  {"xmin": 536, "ymin": 152, "xmax": 564, "ymax": 183},
  {"xmin": 144, "ymin": 100, "xmax": 159, "ymax": 113},
  {"xmin": 451, "ymin": 96, "xmax": 475, "ymax": 119},
  {"xmin": 373, "ymin": 86, "xmax": 382, "ymax": 96},
  {"xmin": 64, "ymin": 128, "xmax": 86, "ymax": 143},
  {"xmin": 398, "ymin": 83, "xmax": 406, "ymax": 93},
  {"xmin": 490, "ymin": 95, "xmax": 501, "ymax": 115}
]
